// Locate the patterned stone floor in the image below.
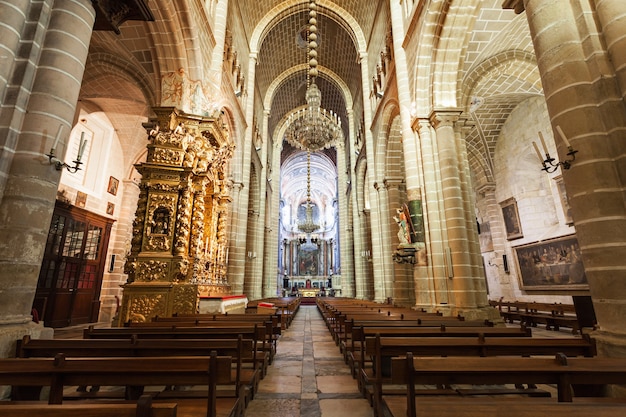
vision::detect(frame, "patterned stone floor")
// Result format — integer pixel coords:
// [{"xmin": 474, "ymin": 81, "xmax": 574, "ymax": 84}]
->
[{"xmin": 243, "ymin": 305, "xmax": 374, "ymax": 417}]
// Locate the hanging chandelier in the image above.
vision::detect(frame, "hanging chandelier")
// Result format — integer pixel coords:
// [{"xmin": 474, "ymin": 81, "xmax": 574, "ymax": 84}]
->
[
  {"xmin": 285, "ymin": 0, "xmax": 341, "ymax": 152},
  {"xmin": 298, "ymin": 150, "xmax": 320, "ymax": 235}
]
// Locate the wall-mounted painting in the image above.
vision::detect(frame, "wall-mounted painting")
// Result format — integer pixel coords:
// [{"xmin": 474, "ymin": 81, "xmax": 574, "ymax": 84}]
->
[
  {"xmin": 75, "ymin": 191, "xmax": 87, "ymax": 208},
  {"xmin": 500, "ymin": 197, "xmax": 523, "ymax": 240},
  {"xmin": 107, "ymin": 176, "xmax": 119, "ymax": 196},
  {"xmin": 514, "ymin": 235, "xmax": 587, "ymax": 290}
]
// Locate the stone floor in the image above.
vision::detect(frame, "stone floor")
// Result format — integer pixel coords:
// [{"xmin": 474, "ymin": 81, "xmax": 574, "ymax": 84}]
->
[{"xmin": 243, "ymin": 305, "xmax": 374, "ymax": 417}]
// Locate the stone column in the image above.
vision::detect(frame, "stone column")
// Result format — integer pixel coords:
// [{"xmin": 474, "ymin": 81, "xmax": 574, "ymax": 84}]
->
[
  {"xmin": 259, "ymin": 109, "xmax": 277, "ymax": 298},
  {"xmin": 430, "ymin": 109, "xmax": 481, "ymax": 315},
  {"xmin": 359, "ymin": 51, "xmax": 386, "ymax": 302},
  {"xmin": 209, "ymin": 0, "xmax": 229, "ymax": 87},
  {"xmin": 374, "ymin": 181, "xmax": 394, "ymax": 301},
  {"xmin": 0, "ymin": 0, "xmax": 30, "ymax": 127},
  {"xmin": 521, "ymin": 0, "xmax": 626, "ymax": 370},
  {"xmin": 336, "ymin": 139, "xmax": 355, "ymax": 297},
  {"xmin": 228, "ymin": 52, "xmax": 258, "ymax": 295},
  {"xmin": 455, "ymin": 119, "xmax": 489, "ymax": 308},
  {"xmin": 0, "ymin": 0, "xmax": 95, "ymax": 349},
  {"xmin": 385, "ymin": 178, "xmax": 414, "ymax": 306},
  {"xmin": 414, "ymin": 119, "xmax": 449, "ymax": 311},
  {"xmin": 594, "ymin": 0, "xmax": 626, "ymax": 102}
]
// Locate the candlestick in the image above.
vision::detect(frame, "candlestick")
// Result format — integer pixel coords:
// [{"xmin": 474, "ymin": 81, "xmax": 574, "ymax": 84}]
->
[
  {"xmin": 77, "ymin": 132, "xmax": 87, "ymax": 161},
  {"xmin": 556, "ymin": 125, "xmax": 571, "ymax": 148},
  {"xmin": 538, "ymin": 131, "xmax": 549, "ymax": 155},
  {"xmin": 52, "ymin": 125, "xmax": 63, "ymax": 151}
]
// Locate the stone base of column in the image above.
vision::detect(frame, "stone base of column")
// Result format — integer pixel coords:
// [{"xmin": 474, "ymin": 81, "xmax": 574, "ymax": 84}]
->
[
  {"xmin": 0, "ymin": 321, "xmax": 53, "ymax": 399},
  {"xmin": 452, "ymin": 305, "xmax": 503, "ymax": 323},
  {"xmin": 591, "ymin": 329, "xmax": 626, "ymax": 397}
]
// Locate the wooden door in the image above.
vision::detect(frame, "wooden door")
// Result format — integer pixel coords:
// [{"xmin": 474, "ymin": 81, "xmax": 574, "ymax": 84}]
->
[{"xmin": 33, "ymin": 202, "xmax": 113, "ymax": 327}]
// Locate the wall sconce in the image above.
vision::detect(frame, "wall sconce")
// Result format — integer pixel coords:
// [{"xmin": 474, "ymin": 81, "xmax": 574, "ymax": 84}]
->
[
  {"xmin": 45, "ymin": 126, "xmax": 87, "ymax": 173},
  {"xmin": 361, "ymin": 250, "xmax": 372, "ymax": 261},
  {"xmin": 247, "ymin": 251, "xmax": 257, "ymax": 259},
  {"xmin": 533, "ymin": 127, "xmax": 578, "ymax": 173}
]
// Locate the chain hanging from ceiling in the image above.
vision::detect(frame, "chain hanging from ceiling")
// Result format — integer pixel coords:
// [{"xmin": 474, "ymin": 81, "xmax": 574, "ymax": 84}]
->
[
  {"xmin": 288, "ymin": 0, "xmax": 342, "ymax": 238},
  {"xmin": 285, "ymin": 0, "xmax": 341, "ymax": 152}
]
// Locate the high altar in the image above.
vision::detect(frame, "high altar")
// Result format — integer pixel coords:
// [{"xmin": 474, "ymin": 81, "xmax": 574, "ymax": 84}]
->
[{"xmin": 118, "ymin": 107, "xmax": 235, "ymax": 324}]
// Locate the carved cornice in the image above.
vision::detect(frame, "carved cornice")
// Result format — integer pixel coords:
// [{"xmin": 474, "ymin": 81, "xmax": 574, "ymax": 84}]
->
[{"xmin": 92, "ymin": 0, "xmax": 155, "ymax": 35}]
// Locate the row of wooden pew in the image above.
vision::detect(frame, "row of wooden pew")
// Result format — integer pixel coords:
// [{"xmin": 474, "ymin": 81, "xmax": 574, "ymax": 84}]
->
[
  {"xmin": 490, "ymin": 299, "xmax": 581, "ymax": 334},
  {"xmin": 316, "ymin": 297, "xmax": 626, "ymax": 417},
  {"xmin": 0, "ymin": 302, "xmax": 297, "ymax": 417}
]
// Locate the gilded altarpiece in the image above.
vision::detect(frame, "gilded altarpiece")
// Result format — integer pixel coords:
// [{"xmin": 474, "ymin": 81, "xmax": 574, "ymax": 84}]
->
[{"xmin": 119, "ymin": 107, "xmax": 234, "ymax": 324}]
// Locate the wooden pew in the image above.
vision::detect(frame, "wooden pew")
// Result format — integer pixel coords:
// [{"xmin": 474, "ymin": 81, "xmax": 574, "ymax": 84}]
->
[
  {"xmin": 247, "ymin": 297, "xmax": 300, "ymax": 329},
  {"xmin": 0, "ymin": 395, "xmax": 177, "ymax": 417},
  {"xmin": 361, "ymin": 334, "xmax": 597, "ymax": 415},
  {"xmin": 344, "ymin": 324, "xmax": 531, "ymax": 376},
  {"xmin": 382, "ymin": 397, "xmax": 626, "ymax": 417},
  {"xmin": 16, "ymin": 335, "xmax": 261, "ymax": 402},
  {"xmin": 388, "ymin": 353, "xmax": 626, "ymax": 417},
  {"xmin": 84, "ymin": 323, "xmax": 274, "ymax": 368},
  {"xmin": 492, "ymin": 300, "xmax": 580, "ymax": 334},
  {"xmin": 0, "ymin": 353, "xmax": 239, "ymax": 417},
  {"xmin": 139, "ymin": 317, "xmax": 281, "ymax": 360}
]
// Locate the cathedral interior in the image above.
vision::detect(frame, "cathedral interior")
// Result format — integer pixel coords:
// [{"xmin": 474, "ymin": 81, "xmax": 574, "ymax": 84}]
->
[{"xmin": 1, "ymin": 0, "xmax": 626, "ymax": 399}]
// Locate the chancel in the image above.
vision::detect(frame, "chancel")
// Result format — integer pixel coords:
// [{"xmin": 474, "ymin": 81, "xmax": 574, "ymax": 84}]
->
[{"xmin": 1, "ymin": 0, "xmax": 626, "ymax": 415}]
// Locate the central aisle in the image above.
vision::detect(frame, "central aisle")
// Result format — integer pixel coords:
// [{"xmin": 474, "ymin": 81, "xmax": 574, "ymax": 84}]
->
[{"xmin": 244, "ymin": 305, "xmax": 374, "ymax": 417}]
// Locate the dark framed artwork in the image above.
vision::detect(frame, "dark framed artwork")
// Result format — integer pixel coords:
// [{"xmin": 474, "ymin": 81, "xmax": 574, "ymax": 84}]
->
[
  {"xmin": 107, "ymin": 176, "xmax": 119, "ymax": 196},
  {"xmin": 298, "ymin": 249, "xmax": 318, "ymax": 276},
  {"xmin": 106, "ymin": 202, "xmax": 115, "ymax": 215},
  {"xmin": 513, "ymin": 235, "xmax": 588, "ymax": 290},
  {"xmin": 75, "ymin": 191, "xmax": 87, "ymax": 208},
  {"xmin": 500, "ymin": 197, "xmax": 523, "ymax": 240}
]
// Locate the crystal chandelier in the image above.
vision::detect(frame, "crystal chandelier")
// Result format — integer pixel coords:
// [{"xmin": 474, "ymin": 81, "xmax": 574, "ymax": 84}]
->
[
  {"xmin": 285, "ymin": 0, "xmax": 341, "ymax": 152},
  {"xmin": 289, "ymin": 0, "xmax": 340, "ymax": 239}
]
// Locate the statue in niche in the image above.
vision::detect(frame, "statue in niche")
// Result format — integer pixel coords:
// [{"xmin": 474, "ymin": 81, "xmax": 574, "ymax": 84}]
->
[
  {"xmin": 151, "ymin": 207, "xmax": 171, "ymax": 235},
  {"xmin": 393, "ymin": 207, "xmax": 411, "ymax": 245}
]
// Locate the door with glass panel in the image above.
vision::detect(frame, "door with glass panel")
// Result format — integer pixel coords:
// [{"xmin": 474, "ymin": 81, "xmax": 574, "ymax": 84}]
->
[{"xmin": 34, "ymin": 203, "xmax": 113, "ymax": 327}]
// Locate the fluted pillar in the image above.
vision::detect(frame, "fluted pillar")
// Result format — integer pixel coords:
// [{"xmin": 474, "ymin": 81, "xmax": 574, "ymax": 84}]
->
[{"xmin": 521, "ymin": 0, "xmax": 626, "ymax": 370}]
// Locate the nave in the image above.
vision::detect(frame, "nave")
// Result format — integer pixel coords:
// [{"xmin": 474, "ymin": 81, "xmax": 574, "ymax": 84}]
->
[{"xmin": 243, "ymin": 305, "xmax": 373, "ymax": 417}]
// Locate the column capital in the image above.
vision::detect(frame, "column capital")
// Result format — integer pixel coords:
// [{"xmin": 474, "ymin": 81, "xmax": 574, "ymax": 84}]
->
[
  {"xmin": 249, "ymin": 52, "xmax": 258, "ymax": 61},
  {"xmin": 429, "ymin": 108, "xmax": 463, "ymax": 129},
  {"xmin": 502, "ymin": 0, "xmax": 525, "ymax": 14},
  {"xmin": 383, "ymin": 177, "xmax": 404, "ymax": 190}
]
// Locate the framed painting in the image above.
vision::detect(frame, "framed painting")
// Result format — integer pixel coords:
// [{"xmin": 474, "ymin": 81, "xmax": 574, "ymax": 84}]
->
[
  {"xmin": 500, "ymin": 197, "xmax": 523, "ymax": 240},
  {"xmin": 513, "ymin": 235, "xmax": 588, "ymax": 290},
  {"xmin": 106, "ymin": 202, "xmax": 115, "ymax": 215},
  {"xmin": 107, "ymin": 176, "xmax": 119, "ymax": 196},
  {"xmin": 75, "ymin": 191, "xmax": 87, "ymax": 208}
]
